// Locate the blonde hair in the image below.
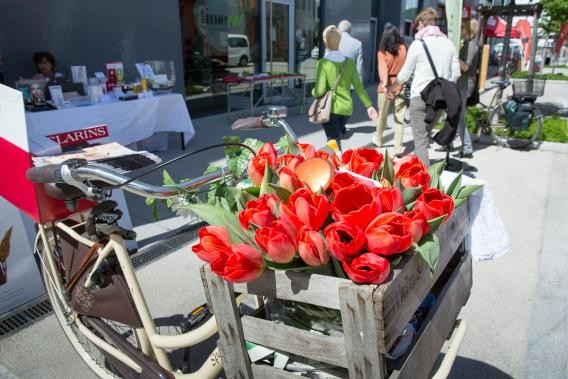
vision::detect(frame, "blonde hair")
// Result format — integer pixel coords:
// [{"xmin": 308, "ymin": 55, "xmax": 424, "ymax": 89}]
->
[
  {"xmin": 323, "ymin": 25, "xmax": 341, "ymax": 50},
  {"xmin": 462, "ymin": 18, "xmax": 479, "ymax": 39},
  {"xmin": 415, "ymin": 8, "xmax": 437, "ymax": 27}
]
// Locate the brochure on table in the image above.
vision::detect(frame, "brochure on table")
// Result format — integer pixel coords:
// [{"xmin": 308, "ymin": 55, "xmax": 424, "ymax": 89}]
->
[{"xmin": 0, "ymin": 84, "xmax": 136, "ymax": 316}]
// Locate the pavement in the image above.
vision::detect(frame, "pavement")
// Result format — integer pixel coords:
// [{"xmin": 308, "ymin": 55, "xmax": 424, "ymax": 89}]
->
[{"xmin": 0, "ymin": 82, "xmax": 567, "ymax": 378}]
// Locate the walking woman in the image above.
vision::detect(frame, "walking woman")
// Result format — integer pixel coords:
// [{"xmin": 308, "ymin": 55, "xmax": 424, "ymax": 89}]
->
[
  {"xmin": 386, "ymin": 8, "xmax": 460, "ymax": 165},
  {"xmin": 375, "ymin": 24, "xmax": 407, "ymax": 156},
  {"xmin": 312, "ymin": 25, "xmax": 377, "ymax": 151}
]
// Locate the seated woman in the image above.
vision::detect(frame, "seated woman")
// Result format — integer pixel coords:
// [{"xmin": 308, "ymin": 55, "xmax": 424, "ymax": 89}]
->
[{"xmin": 32, "ymin": 51, "xmax": 63, "ymax": 81}]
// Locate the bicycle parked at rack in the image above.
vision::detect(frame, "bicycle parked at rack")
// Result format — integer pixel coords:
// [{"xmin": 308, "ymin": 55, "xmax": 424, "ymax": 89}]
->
[
  {"xmin": 26, "ymin": 106, "xmax": 296, "ymax": 379},
  {"xmin": 474, "ymin": 78, "xmax": 545, "ymax": 149}
]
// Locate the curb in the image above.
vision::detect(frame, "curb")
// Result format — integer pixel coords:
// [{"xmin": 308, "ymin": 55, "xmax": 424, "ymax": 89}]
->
[{"xmin": 539, "ymin": 141, "xmax": 568, "ymax": 154}]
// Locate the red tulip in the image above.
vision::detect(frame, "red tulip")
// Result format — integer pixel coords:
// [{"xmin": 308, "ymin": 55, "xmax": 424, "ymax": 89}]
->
[
  {"xmin": 324, "ymin": 222, "xmax": 365, "ymax": 261},
  {"xmin": 314, "ymin": 150, "xmax": 341, "ymax": 169},
  {"xmin": 330, "ymin": 172, "xmax": 358, "ymax": 194},
  {"xmin": 278, "ymin": 166, "xmax": 304, "ymax": 193},
  {"xmin": 280, "ymin": 188, "xmax": 329, "ymax": 230},
  {"xmin": 238, "ymin": 194, "xmax": 280, "ymax": 229},
  {"xmin": 413, "ymin": 188, "xmax": 454, "ymax": 221},
  {"xmin": 278, "ymin": 153, "xmax": 305, "ymax": 171},
  {"xmin": 191, "ymin": 226, "xmax": 232, "ymax": 263},
  {"xmin": 341, "ymin": 148, "xmax": 384, "ymax": 178},
  {"xmin": 255, "ymin": 221, "xmax": 297, "ymax": 263},
  {"xmin": 365, "ymin": 212, "xmax": 414, "ymax": 255},
  {"xmin": 375, "ymin": 187, "xmax": 405, "ymax": 213},
  {"xmin": 297, "ymin": 142, "xmax": 316, "ymax": 159},
  {"xmin": 330, "ymin": 183, "xmax": 382, "ymax": 229},
  {"xmin": 211, "ymin": 244, "xmax": 266, "ymax": 283},
  {"xmin": 297, "ymin": 226, "xmax": 329, "ymax": 266},
  {"xmin": 394, "ymin": 155, "xmax": 430, "ymax": 191},
  {"xmin": 342, "ymin": 253, "xmax": 390, "ymax": 284},
  {"xmin": 248, "ymin": 142, "xmax": 278, "ymax": 186},
  {"xmin": 404, "ymin": 210, "xmax": 430, "ymax": 243}
]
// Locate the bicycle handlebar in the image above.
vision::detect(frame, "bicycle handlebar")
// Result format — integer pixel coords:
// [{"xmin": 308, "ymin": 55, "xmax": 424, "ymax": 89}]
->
[{"xmin": 27, "ymin": 161, "xmax": 229, "ymax": 200}]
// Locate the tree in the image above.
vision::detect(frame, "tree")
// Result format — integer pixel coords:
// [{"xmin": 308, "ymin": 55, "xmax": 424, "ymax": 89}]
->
[{"xmin": 540, "ymin": 0, "xmax": 568, "ymax": 34}]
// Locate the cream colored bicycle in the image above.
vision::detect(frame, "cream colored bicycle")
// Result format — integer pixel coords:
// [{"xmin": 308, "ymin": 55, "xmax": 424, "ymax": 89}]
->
[{"xmin": 26, "ymin": 106, "xmax": 296, "ymax": 378}]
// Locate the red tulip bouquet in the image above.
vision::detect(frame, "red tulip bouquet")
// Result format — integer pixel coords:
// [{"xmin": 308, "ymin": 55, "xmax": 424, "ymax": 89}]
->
[{"xmin": 169, "ymin": 136, "xmax": 480, "ymax": 286}]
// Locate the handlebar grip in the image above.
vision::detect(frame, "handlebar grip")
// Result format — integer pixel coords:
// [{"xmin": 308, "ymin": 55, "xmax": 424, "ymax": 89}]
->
[
  {"xmin": 231, "ymin": 116, "xmax": 265, "ymax": 130},
  {"xmin": 26, "ymin": 164, "xmax": 65, "ymax": 184}
]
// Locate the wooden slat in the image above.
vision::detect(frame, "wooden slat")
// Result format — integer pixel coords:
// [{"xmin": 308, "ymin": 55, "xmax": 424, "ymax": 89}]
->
[
  {"xmin": 339, "ymin": 282, "xmax": 386, "ymax": 379},
  {"xmin": 389, "ymin": 253, "xmax": 473, "ymax": 379},
  {"xmin": 374, "ymin": 203, "xmax": 470, "ymax": 353},
  {"xmin": 233, "ymin": 270, "xmax": 350, "ymax": 310},
  {"xmin": 199, "ymin": 265, "xmax": 212, "ymax": 308},
  {"xmin": 203, "ymin": 265, "xmax": 253, "ymax": 379},
  {"xmin": 251, "ymin": 364, "xmax": 302, "ymax": 379},
  {"xmin": 241, "ymin": 316, "xmax": 348, "ymax": 368}
]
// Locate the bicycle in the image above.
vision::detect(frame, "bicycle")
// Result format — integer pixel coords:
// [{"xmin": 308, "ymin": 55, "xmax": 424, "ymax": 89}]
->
[
  {"xmin": 474, "ymin": 78, "xmax": 545, "ymax": 149},
  {"xmin": 26, "ymin": 106, "xmax": 295, "ymax": 378}
]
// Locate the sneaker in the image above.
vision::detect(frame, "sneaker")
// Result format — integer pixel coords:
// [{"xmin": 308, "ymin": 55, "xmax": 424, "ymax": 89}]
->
[
  {"xmin": 453, "ymin": 151, "xmax": 473, "ymax": 159},
  {"xmin": 372, "ymin": 135, "xmax": 382, "ymax": 147}
]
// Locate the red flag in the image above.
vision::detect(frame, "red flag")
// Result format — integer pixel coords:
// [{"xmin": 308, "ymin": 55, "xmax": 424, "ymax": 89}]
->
[{"xmin": 556, "ymin": 23, "xmax": 568, "ymax": 56}]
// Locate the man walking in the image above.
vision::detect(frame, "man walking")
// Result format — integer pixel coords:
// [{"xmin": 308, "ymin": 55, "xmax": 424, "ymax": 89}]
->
[
  {"xmin": 338, "ymin": 20, "xmax": 363, "ymax": 82},
  {"xmin": 337, "ymin": 20, "xmax": 364, "ymax": 133}
]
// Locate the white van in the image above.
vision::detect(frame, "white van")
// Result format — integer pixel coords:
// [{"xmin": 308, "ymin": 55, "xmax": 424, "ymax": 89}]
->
[{"xmin": 228, "ymin": 34, "xmax": 251, "ymax": 66}]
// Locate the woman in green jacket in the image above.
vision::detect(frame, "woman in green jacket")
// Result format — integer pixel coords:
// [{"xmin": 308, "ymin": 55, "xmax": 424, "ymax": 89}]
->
[{"xmin": 312, "ymin": 25, "xmax": 377, "ymax": 151}]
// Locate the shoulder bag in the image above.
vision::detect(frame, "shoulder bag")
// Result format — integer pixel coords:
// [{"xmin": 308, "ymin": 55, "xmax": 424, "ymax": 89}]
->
[{"xmin": 308, "ymin": 60, "xmax": 347, "ymax": 124}]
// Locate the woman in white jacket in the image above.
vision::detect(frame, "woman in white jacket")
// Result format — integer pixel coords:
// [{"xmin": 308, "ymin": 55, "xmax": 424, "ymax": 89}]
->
[{"xmin": 387, "ymin": 8, "xmax": 460, "ymax": 166}]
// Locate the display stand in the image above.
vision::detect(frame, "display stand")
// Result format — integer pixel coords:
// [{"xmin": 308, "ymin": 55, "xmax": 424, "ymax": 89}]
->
[{"xmin": 0, "ymin": 84, "xmax": 135, "ymax": 317}]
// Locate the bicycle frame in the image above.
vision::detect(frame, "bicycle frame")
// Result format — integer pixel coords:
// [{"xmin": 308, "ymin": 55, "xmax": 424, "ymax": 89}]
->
[{"xmin": 36, "ymin": 216, "xmax": 224, "ymax": 378}]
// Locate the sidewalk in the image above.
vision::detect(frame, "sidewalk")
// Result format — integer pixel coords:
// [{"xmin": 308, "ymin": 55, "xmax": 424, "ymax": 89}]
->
[{"xmin": 1, "ymin": 84, "xmax": 567, "ymax": 378}]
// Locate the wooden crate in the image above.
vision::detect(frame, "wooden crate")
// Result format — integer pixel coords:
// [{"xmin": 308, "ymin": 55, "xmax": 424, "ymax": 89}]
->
[{"xmin": 201, "ymin": 202, "xmax": 471, "ymax": 379}]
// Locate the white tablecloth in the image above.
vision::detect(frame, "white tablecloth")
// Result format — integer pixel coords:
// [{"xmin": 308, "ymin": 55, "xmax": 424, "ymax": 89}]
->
[
  {"xmin": 441, "ymin": 171, "xmax": 510, "ymax": 261},
  {"xmin": 25, "ymin": 93, "xmax": 194, "ymax": 152}
]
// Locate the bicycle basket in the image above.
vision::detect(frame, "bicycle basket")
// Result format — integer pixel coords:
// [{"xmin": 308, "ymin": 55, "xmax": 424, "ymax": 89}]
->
[
  {"xmin": 505, "ymin": 100, "xmax": 533, "ymax": 131},
  {"xmin": 512, "ymin": 79, "xmax": 546, "ymax": 98}
]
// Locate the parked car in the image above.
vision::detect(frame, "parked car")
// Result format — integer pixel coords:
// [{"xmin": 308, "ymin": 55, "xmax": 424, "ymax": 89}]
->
[{"xmin": 228, "ymin": 34, "xmax": 251, "ymax": 67}]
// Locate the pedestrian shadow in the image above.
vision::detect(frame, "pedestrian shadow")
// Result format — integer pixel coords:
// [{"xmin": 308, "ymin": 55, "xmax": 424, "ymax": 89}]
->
[
  {"xmin": 536, "ymin": 101, "xmax": 568, "ymax": 117},
  {"xmin": 443, "ymin": 355, "xmax": 514, "ymax": 379}
]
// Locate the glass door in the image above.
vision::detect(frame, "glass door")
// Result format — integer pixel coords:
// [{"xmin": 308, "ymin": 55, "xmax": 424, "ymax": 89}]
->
[{"xmin": 262, "ymin": 0, "xmax": 295, "ymax": 74}]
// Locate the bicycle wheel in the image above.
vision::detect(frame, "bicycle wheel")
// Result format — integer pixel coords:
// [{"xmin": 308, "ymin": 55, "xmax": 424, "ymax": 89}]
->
[
  {"xmin": 479, "ymin": 103, "xmax": 542, "ymax": 149},
  {"xmin": 35, "ymin": 225, "xmax": 142, "ymax": 378}
]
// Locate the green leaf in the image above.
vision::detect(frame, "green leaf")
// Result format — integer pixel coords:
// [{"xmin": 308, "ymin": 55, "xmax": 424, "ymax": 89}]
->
[
  {"xmin": 406, "ymin": 200, "xmax": 416, "ymax": 211},
  {"xmin": 415, "ymin": 233, "xmax": 440, "ymax": 273},
  {"xmin": 389, "ymin": 255, "xmax": 403, "ymax": 269},
  {"xmin": 380, "ymin": 150, "xmax": 394, "ymax": 185},
  {"xmin": 266, "ymin": 257, "xmax": 307, "ymax": 270},
  {"xmin": 162, "ymin": 169, "xmax": 176, "ymax": 186},
  {"xmin": 395, "ymin": 178, "xmax": 404, "ymax": 192},
  {"xmin": 185, "ymin": 203, "xmax": 250, "ymax": 245},
  {"xmin": 446, "ymin": 171, "xmax": 463, "ymax": 198},
  {"xmin": 274, "ymin": 135, "xmax": 288, "ymax": 151},
  {"xmin": 457, "ymin": 184, "xmax": 483, "ymax": 200},
  {"xmin": 269, "ymin": 183, "xmax": 292, "ymax": 202},
  {"xmin": 331, "ymin": 257, "xmax": 347, "ymax": 279},
  {"xmin": 286, "ymin": 133, "xmax": 302, "ymax": 156},
  {"xmin": 259, "ymin": 162, "xmax": 276, "ymax": 196},
  {"xmin": 203, "ymin": 164, "xmax": 222, "ymax": 175},
  {"xmin": 145, "ymin": 196, "xmax": 155, "ymax": 206},
  {"xmin": 427, "ymin": 214, "xmax": 447, "ymax": 234},
  {"xmin": 427, "ymin": 160, "xmax": 445, "ymax": 189},
  {"xmin": 454, "ymin": 198, "xmax": 466, "ymax": 207},
  {"xmin": 372, "ymin": 170, "xmax": 380, "ymax": 182},
  {"xmin": 402, "ymin": 186, "xmax": 422, "ymax": 205}
]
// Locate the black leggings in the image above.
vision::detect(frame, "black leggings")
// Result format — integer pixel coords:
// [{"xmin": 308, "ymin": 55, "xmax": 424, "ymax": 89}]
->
[{"xmin": 322, "ymin": 114, "xmax": 349, "ymax": 151}]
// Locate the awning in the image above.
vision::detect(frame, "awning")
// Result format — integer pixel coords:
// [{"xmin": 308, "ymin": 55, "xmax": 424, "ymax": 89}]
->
[{"xmin": 486, "ymin": 16, "xmax": 520, "ymax": 38}]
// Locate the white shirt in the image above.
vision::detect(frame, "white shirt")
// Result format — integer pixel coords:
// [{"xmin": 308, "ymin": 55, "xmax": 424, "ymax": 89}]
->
[
  {"xmin": 323, "ymin": 50, "xmax": 346, "ymax": 63},
  {"xmin": 397, "ymin": 35, "xmax": 460, "ymax": 99}
]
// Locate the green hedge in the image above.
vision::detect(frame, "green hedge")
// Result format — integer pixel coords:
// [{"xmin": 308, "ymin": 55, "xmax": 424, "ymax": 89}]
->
[
  {"xmin": 511, "ymin": 71, "xmax": 568, "ymax": 81},
  {"xmin": 465, "ymin": 106, "xmax": 568, "ymax": 143}
]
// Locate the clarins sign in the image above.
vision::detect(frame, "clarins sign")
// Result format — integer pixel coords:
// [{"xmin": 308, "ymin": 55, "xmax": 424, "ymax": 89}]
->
[{"xmin": 46, "ymin": 125, "xmax": 109, "ymax": 147}]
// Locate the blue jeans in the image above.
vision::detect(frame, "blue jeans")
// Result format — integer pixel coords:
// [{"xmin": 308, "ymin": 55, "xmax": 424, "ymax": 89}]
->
[
  {"xmin": 458, "ymin": 86, "xmax": 473, "ymax": 154},
  {"xmin": 322, "ymin": 114, "xmax": 349, "ymax": 151}
]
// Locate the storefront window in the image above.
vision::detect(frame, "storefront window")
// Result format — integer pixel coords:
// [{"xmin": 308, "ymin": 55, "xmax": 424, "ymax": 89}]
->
[
  {"xmin": 295, "ymin": 0, "xmax": 320, "ymax": 82},
  {"xmin": 179, "ymin": 0, "xmax": 259, "ymax": 114}
]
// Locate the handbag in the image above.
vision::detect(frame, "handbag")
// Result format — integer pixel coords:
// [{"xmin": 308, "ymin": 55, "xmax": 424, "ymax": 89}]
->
[{"xmin": 308, "ymin": 61, "xmax": 347, "ymax": 124}]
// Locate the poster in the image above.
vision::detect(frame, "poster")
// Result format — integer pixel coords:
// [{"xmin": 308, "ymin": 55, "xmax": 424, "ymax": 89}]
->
[{"xmin": 0, "ymin": 197, "xmax": 45, "ymax": 315}]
